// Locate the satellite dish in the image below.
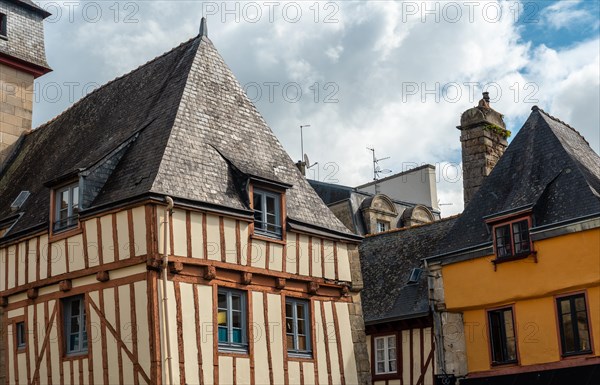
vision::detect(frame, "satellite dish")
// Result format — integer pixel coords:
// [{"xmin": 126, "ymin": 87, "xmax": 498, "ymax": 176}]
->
[{"xmin": 304, "ymin": 154, "xmax": 318, "ymax": 169}]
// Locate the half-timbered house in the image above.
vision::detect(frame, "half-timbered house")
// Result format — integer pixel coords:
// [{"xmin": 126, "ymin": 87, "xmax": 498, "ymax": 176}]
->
[
  {"xmin": 0, "ymin": 7, "xmax": 370, "ymax": 384},
  {"xmin": 359, "ymin": 216, "xmax": 457, "ymax": 385}
]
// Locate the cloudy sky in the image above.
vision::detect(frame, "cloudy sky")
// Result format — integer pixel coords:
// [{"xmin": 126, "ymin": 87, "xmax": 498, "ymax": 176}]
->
[{"xmin": 32, "ymin": 0, "xmax": 600, "ymax": 217}]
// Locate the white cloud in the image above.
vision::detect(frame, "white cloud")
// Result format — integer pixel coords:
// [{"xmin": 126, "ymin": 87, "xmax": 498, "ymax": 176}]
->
[
  {"xmin": 32, "ymin": 1, "xmax": 600, "ymax": 218},
  {"xmin": 542, "ymin": 0, "xmax": 598, "ymax": 30}
]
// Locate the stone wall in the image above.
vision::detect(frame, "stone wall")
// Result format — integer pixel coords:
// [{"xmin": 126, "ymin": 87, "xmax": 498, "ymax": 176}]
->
[
  {"xmin": 0, "ymin": 62, "xmax": 33, "ymax": 166},
  {"xmin": 459, "ymin": 106, "xmax": 508, "ymax": 206},
  {"xmin": 347, "ymin": 244, "xmax": 372, "ymax": 384}
]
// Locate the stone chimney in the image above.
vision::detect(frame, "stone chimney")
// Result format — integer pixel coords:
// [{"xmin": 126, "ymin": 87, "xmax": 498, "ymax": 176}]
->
[
  {"xmin": 0, "ymin": 0, "xmax": 52, "ymax": 167},
  {"xmin": 458, "ymin": 92, "xmax": 508, "ymax": 206}
]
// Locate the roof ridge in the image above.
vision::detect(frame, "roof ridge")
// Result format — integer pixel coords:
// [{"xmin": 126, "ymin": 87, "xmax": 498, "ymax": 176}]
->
[
  {"xmin": 31, "ymin": 35, "xmax": 201, "ymax": 133},
  {"xmin": 364, "ymin": 214, "xmax": 460, "ymax": 238},
  {"xmin": 531, "ymin": 105, "xmax": 590, "ymax": 147}
]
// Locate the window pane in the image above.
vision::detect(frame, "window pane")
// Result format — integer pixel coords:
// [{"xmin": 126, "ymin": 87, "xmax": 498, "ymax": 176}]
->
[
  {"xmin": 389, "ymin": 359, "xmax": 397, "ymax": 373},
  {"xmin": 489, "ymin": 311, "xmax": 502, "ymax": 361},
  {"xmin": 377, "ymin": 362, "xmax": 385, "ymax": 373},
  {"xmin": 71, "ymin": 299, "xmax": 80, "ymax": 316},
  {"xmin": 286, "ymin": 318, "xmax": 294, "ymax": 334},
  {"xmin": 376, "ymin": 349, "xmax": 384, "ymax": 361},
  {"xmin": 298, "ymin": 319, "xmax": 306, "ymax": 335},
  {"xmin": 376, "ymin": 338, "xmax": 384, "ymax": 350},
  {"xmin": 560, "ymin": 299, "xmax": 571, "ymax": 315},
  {"xmin": 287, "ymin": 334, "xmax": 294, "ymax": 349},
  {"xmin": 575, "ymin": 297, "xmax": 586, "ymax": 312},
  {"xmin": 231, "ymin": 295, "xmax": 241, "ymax": 311},
  {"xmin": 562, "ymin": 313, "xmax": 575, "ymax": 352},
  {"xmin": 286, "ymin": 303, "xmax": 293, "ymax": 318},
  {"xmin": 266, "ymin": 196, "xmax": 276, "ymax": 215},
  {"xmin": 60, "ymin": 190, "xmax": 69, "ymax": 210},
  {"xmin": 232, "ymin": 328, "xmax": 242, "ymax": 343},
  {"xmin": 232, "ymin": 311, "xmax": 242, "ymax": 328},
  {"xmin": 217, "ymin": 310, "xmax": 227, "ymax": 326},
  {"xmin": 503, "ymin": 310, "xmax": 517, "ymax": 361},
  {"xmin": 218, "ymin": 293, "xmax": 227, "ymax": 310},
  {"xmin": 70, "ymin": 334, "xmax": 79, "ymax": 351},
  {"xmin": 495, "ymin": 225, "xmax": 512, "ymax": 257},
  {"xmin": 254, "ymin": 194, "xmax": 262, "ymax": 212},
  {"xmin": 577, "ymin": 314, "xmax": 591, "ymax": 351},
  {"xmin": 71, "ymin": 317, "xmax": 80, "ymax": 333},
  {"xmin": 298, "ymin": 335, "xmax": 307, "ymax": 350},
  {"xmin": 218, "ymin": 326, "xmax": 228, "ymax": 343}
]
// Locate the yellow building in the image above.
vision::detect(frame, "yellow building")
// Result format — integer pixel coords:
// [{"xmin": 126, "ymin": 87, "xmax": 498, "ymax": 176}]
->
[
  {"xmin": 0, "ymin": 11, "xmax": 371, "ymax": 385},
  {"xmin": 427, "ymin": 106, "xmax": 600, "ymax": 384}
]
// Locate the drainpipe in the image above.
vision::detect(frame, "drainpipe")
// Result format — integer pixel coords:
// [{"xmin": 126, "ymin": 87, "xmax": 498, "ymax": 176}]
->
[
  {"xmin": 424, "ymin": 259, "xmax": 447, "ymax": 379},
  {"xmin": 161, "ymin": 196, "xmax": 175, "ymax": 385}
]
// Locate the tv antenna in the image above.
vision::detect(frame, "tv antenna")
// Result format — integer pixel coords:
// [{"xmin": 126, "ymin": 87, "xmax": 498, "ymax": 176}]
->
[
  {"xmin": 300, "ymin": 124, "xmax": 311, "ymax": 163},
  {"xmin": 367, "ymin": 147, "xmax": 392, "ymax": 181}
]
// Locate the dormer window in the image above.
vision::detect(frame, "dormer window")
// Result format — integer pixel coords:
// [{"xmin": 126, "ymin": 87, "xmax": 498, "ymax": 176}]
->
[
  {"xmin": 253, "ymin": 188, "xmax": 282, "ymax": 239},
  {"xmin": 492, "ymin": 217, "xmax": 532, "ymax": 259},
  {"xmin": 54, "ymin": 183, "xmax": 80, "ymax": 232},
  {"xmin": 0, "ymin": 13, "xmax": 7, "ymax": 38}
]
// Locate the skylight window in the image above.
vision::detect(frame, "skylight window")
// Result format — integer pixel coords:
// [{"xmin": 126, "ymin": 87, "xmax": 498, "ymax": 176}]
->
[
  {"xmin": 407, "ymin": 268, "xmax": 422, "ymax": 284},
  {"xmin": 11, "ymin": 191, "xmax": 30, "ymax": 212}
]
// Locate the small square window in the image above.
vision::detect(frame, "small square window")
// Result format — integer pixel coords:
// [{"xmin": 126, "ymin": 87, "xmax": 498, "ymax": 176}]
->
[
  {"xmin": 374, "ymin": 335, "xmax": 397, "ymax": 375},
  {"xmin": 54, "ymin": 183, "xmax": 80, "ymax": 232},
  {"xmin": 63, "ymin": 295, "xmax": 88, "ymax": 355},
  {"xmin": 488, "ymin": 307, "xmax": 517, "ymax": 365},
  {"xmin": 493, "ymin": 218, "xmax": 531, "ymax": 259},
  {"xmin": 376, "ymin": 221, "xmax": 389, "ymax": 233},
  {"xmin": 217, "ymin": 288, "xmax": 248, "ymax": 352},
  {"xmin": 253, "ymin": 188, "xmax": 282, "ymax": 238},
  {"xmin": 0, "ymin": 13, "xmax": 7, "ymax": 37},
  {"xmin": 16, "ymin": 321, "xmax": 26, "ymax": 349},
  {"xmin": 557, "ymin": 294, "xmax": 592, "ymax": 356},
  {"xmin": 285, "ymin": 298, "xmax": 311, "ymax": 357}
]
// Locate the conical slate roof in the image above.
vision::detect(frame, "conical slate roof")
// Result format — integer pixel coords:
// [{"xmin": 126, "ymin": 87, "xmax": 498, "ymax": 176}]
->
[
  {"xmin": 0, "ymin": 34, "xmax": 352, "ymax": 238},
  {"xmin": 439, "ymin": 107, "xmax": 600, "ymax": 254}
]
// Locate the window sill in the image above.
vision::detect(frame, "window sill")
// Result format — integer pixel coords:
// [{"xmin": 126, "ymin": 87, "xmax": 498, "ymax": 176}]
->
[
  {"xmin": 0, "ymin": 35, "xmax": 7, "ymax": 41},
  {"xmin": 490, "ymin": 360, "xmax": 518, "ymax": 367},
  {"xmin": 288, "ymin": 352, "xmax": 314, "ymax": 361},
  {"xmin": 49, "ymin": 225, "xmax": 82, "ymax": 242},
  {"xmin": 372, "ymin": 372, "xmax": 400, "ymax": 381},
  {"xmin": 561, "ymin": 350, "xmax": 594, "ymax": 359},
  {"xmin": 218, "ymin": 347, "xmax": 249, "ymax": 357},
  {"xmin": 250, "ymin": 233, "xmax": 285, "ymax": 245},
  {"xmin": 16, "ymin": 347, "xmax": 26, "ymax": 354},
  {"xmin": 62, "ymin": 351, "xmax": 89, "ymax": 361}
]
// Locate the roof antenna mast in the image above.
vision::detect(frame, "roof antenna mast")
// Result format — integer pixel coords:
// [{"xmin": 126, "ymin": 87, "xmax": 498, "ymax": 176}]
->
[{"xmin": 366, "ymin": 147, "xmax": 391, "ymax": 193}]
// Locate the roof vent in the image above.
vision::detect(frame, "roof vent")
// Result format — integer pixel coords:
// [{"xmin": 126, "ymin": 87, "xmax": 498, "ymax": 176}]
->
[
  {"xmin": 11, "ymin": 191, "xmax": 30, "ymax": 212},
  {"xmin": 407, "ymin": 268, "xmax": 422, "ymax": 284}
]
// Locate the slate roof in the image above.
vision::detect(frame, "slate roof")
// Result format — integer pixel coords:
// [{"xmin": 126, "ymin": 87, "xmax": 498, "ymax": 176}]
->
[
  {"xmin": 0, "ymin": 34, "xmax": 352, "ymax": 239},
  {"xmin": 359, "ymin": 216, "xmax": 457, "ymax": 324},
  {"xmin": 438, "ymin": 107, "xmax": 600, "ymax": 256}
]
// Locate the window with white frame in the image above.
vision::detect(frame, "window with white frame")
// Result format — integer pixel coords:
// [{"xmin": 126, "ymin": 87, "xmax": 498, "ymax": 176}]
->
[
  {"xmin": 63, "ymin": 295, "xmax": 87, "ymax": 355},
  {"xmin": 54, "ymin": 183, "xmax": 80, "ymax": 231},
  {"xmin": 253, "ymin": 188, "xmax": 282, "ymax": 238},
  {"xmin": 376, "ymin": 220, "xmax": 390, "ymax": 233},
  {"xmin": 374, "ymin": 335, "xmax": 397, "ymax": 375},
  {"xmin": 285, "ymin": 298, "xmax": 311, "ymax": 356},
  {"xmin": 217, "ymin": 288, "xmax": 248, "ymax": 351}
]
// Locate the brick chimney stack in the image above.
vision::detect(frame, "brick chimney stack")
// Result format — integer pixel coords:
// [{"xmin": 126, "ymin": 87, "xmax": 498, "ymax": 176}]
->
[
  {"xmin": 458, "ymin": 92, "xmax": 508, "ymax": 206},
  {"xmin": 0, "ymin": 0, "xmax": 52, "ymax": 168}
]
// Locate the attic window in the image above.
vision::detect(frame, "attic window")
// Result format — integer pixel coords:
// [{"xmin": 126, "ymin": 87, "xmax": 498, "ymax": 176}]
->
[
  {"xmin": 407, "ymin": 268, "xmax": 422, "ymax": 284},
  {"xmin": 53, "ymin": 183, "xmax": 80, "ymax": 232},
  {"xmin": 0, "ymin": 13, "xmax": 7, "ymax": 38},
  {"xmin": 252, "ymin": 188, "xmax": 283, "ymax": 239},
  {"xmin": 493, "ymin": 218, "xmax": 532, "ymax": 259}
]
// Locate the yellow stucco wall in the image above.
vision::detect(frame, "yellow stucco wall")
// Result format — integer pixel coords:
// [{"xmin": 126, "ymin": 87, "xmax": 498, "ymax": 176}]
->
[{"xmin": 442, "ymin": 228, "xmax": 600, "ymax": 372}]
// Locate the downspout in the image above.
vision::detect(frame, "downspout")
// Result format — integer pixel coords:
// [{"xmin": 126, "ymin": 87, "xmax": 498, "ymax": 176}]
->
[
  {"xmin": 424, "ymin": 259, "xmax": 447, "ymax": 378},
  {"xmin": 161, "ymin": 196, "xmax": 175, "ymax": 385}
]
